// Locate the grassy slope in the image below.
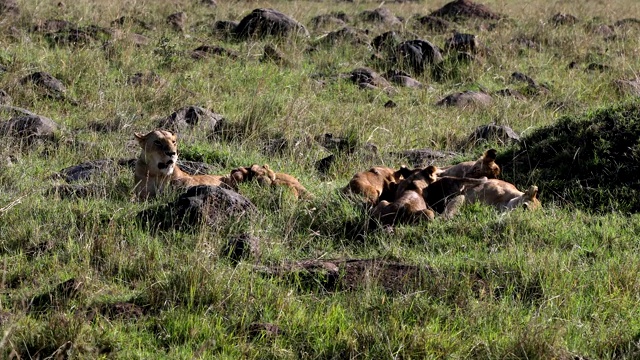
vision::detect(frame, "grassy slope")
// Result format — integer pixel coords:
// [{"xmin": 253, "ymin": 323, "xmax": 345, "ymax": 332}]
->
[{"xmin": 1, "ymin": 0, "xmax": 640, "ymax": 359}]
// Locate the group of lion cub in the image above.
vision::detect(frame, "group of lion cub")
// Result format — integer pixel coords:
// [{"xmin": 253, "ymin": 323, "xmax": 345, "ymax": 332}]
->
[{"xmin": 134, "ymin": 130, "xmax": 540, "ymax": 225}]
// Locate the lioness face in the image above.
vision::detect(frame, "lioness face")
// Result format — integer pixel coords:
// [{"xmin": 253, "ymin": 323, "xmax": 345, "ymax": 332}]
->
[{"xmin": 135, "ymin": 130, "xmax": 178, "ymax": 176}]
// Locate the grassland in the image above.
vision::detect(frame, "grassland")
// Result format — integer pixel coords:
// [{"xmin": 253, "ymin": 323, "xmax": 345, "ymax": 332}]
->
[{"xmin": 1, "ymin": 0, "xmax": 640, "ymax": 358}]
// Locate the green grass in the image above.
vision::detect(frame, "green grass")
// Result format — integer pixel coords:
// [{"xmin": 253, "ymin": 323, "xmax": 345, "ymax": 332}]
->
[{"xmin": 2, "ymin": 0, "xmax": 640, "ymax": 358}]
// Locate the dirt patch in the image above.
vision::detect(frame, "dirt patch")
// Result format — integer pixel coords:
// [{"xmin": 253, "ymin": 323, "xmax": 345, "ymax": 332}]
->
[{"xmin": 496, "ymin": 102, "xmax": 640, "ymax": 213}]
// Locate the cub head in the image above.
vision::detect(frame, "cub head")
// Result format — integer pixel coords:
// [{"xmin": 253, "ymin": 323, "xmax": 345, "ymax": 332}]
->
[
  {"xmin": 467, "ymin": 148, "xmax": 500, "ymax": 179},
  {"xmin": 522, "ymin": 185, "xmax": 541, "ymax": 211},
  {"xmin": 506, "ymin": 185, "xmax": 541, "ymax": 211},
  {"xmin": 134, "ymin": 130, "xmax": 178, "ymax": 176},
  {"xmin": 229, "ymin": 164, "xmax": 276, "ymax": 186}
]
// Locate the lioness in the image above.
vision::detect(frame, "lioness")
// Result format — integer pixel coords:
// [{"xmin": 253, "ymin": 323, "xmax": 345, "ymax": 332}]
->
[
  {"xmin": 463, "ymin": 179, "xmax": 541, "ymax": 211},
  {"xmin": 133, "ymin": 130, "xmax": 231, "ymax": 199},
  {"xmin": 372, "ymin": 179, "xmax": 435, "ymax": 226},
  {"xmin": 229, "ymin": 164, "xmax": 311, "ymax": 199},
  {"xmin": 344, "ymin": 166, "xmax": 411, "ymax": 204},
  {"xmin": 437, "ymin": 149, "xmax": 500, "ymax": 179}
]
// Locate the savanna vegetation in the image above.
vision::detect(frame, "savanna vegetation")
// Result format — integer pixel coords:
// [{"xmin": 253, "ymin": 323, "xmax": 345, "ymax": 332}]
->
[{"xmin": 1, "ymin": 0, "xmax": 640, "ymax": 358}]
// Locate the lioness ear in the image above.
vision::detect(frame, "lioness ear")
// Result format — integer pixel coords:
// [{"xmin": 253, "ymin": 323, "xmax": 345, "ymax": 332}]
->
[
  {"xmin": 483, "ymin": 149, "xmax": 498, "ymax": 161},
  {"xmin": 134, "ymin": 132, "xmax": 147, "ymax": 145}
]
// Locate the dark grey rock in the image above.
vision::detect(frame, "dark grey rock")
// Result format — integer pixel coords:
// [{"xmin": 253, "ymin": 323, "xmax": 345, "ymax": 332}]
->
[
  {"xmin": 394, "ymin": 39, "xmax": 443, "ymax": 75},
  {"xmin": 167, "ymin": 12, "xmax": 186, "ymax": 31},
  {"xmin": 0, "ymin": 0, "xmax": 19, "ymax": 16},
  {"xmin": 384, "ymin": 70, "xmax": 422, "ymax": 88},
  {"xmin": 137, "ymin": 185, "xmax": 256, "ymax": 231},
  {"xmin": 319, "ymin": 27, "xmax": 370, "ymax": 46},
  {"xmin": 221, "ymin": 233, "xmax": 261, "ymax": 264},
  {"xmin": 391, "ymin": 148, "xmax": 458, "ymax": 168},
  {"xmin": 551, "ymin": 13, "xmax": 578, "ymax": 26},
  {"xmin": 0, "ymin": 114, "xmax": 58, "ymax": 140},
  {"xmin": 234, "ymin": 8, "xmax": 309, "ymax": 40},
  {"xmin": 55, "ymin": 159, "xmax": 121, "ymax": 182},
  {"xmin": 372, "ymin": 31, "xmax": 401, "ymax": 53},
  {"xmin": 310, "ymin": 12, "xmax": 350, "ymax": 29},
  {"xmin": 20, "ymin": 71, "xmax": 67, "ymax": 98},
  {"xmin": 359, "ymin": 7, "xmax": 401, "ymax": 26},
  {"xmin": 429, "ymin": 0, "xmax": 502, "ymax": 21},
  {"xmin": 445, "ymin": 32, "xmax": 478, "ymax": 53},
  {"xmin": 191, "ymin": 45, "xmax": 238, "ymax": 60},
  {"xmin": 414, "ymin": 15, "xmax": 451, "ymax": 32},
  {"xmin": 436, "ymin": 90, "xmax": 492, "ymax": 107},
  {"xmin": 157, "ymin": 105, "xmax": 225, "ymax": 132},
  {"xmin": 346, "ymin": 67, "xmax": 392, "ymax": 89},
  {"xmin": 467, "ymin": 123, "xmax": 520, "ymax": 145}
]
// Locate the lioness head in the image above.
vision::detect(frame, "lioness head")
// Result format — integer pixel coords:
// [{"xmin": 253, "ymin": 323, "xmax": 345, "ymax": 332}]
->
[{"xmin": 134, "ymin": 130, "xmax": 178, "ymax": 176}]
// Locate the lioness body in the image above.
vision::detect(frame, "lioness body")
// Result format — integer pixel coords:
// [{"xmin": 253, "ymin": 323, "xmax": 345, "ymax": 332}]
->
[
  {"xmin": 437, "ymin": 149, "xmax": 500, "ymax": 179},
  {"xmin": 464, "ymin": 179, "xmax": 540, "ymax": 211},
  {"xmin": 133, "ymin": 130, "xmax": 231, "ymax": 199}
]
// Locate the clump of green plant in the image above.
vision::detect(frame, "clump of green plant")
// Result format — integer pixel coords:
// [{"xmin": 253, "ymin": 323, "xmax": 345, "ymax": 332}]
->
[{"xmin": 497, "ymin": 101, "xmax": 640, "ymax": 212}]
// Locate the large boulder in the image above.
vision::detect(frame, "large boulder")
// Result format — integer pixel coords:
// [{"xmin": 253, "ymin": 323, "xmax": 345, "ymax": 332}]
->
[
  {"xmin": 234, "ymin": 8, "xmax": 309, "ymax": 40},
  {"xmin": 137, "ymin": 185, "xmax": 256, "ymax": 231}
]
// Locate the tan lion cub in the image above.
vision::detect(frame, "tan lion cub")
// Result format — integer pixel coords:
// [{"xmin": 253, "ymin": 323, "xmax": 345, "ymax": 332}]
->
[
  {"xmin": 344, "ymin": 166, "xmax": 411, "ymax": 204},
  {"xmin": 464, "ymin": 179, "xmax": 541, "ymax": 211},
  {"xmin": 437, "ymin": 149, "xmax": 500, "ymax": 179},
  {"xmin": 372, "ymin": 177, "xmax": 436, "ymax": 226},
  {"xmin": 229, "ymin": 164, "xmax": 311, "ymax": 199},
  {"xmin": 133, "ymin": 130, "xmax": 231, "ymax": 199}
]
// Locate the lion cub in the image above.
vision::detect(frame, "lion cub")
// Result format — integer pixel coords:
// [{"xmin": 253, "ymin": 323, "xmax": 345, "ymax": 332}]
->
[
  {"xmin": 372, "ymin": 168, "xmax": 438, "ymax": 226},
  {"xmin": 463, "ymin": 179, "xmax": 541, "ymax": 211},
  {"xmin": 344, "ymin": 166, "xmax": 411, "ymax": 204},
  {"xmin": 133, "ymin": 130, "xmax": 231, "ymax": 199},
  {"xmin": 229, "ymin": 164, "xmax": 310, "ymax": 199},
  {"xmin": 437, "ymin": 149, "xmax": 500, "ymax": 179}
]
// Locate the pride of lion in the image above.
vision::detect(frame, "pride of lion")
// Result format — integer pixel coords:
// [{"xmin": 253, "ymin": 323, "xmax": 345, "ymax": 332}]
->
[{"xmin": 134, "ymin": 130, "xmax": 540, "ymax": 225}]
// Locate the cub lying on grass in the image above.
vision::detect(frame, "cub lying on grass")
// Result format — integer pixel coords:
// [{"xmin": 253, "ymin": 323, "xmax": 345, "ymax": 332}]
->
[
  {"xmin": 372, "ymin": 168, "xmax": 438, "ymax": 226},
  {"xmin": 343, "ymin": 166, "xmax": 411, "ymax": 204},
  {"xmin": 437, "ymin": 149, "xmax": 500, "ymax": 179},
  {"xmin": 464, "ymin": 179, "xmax": 541, "ymax": 211},
  {"xmin": 133, "ymin": 130, "xmax": 232, "ymax": 199},
  {"xmin": 229, "ymin": 164, "xmax": 311, "ymax": 199}
]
